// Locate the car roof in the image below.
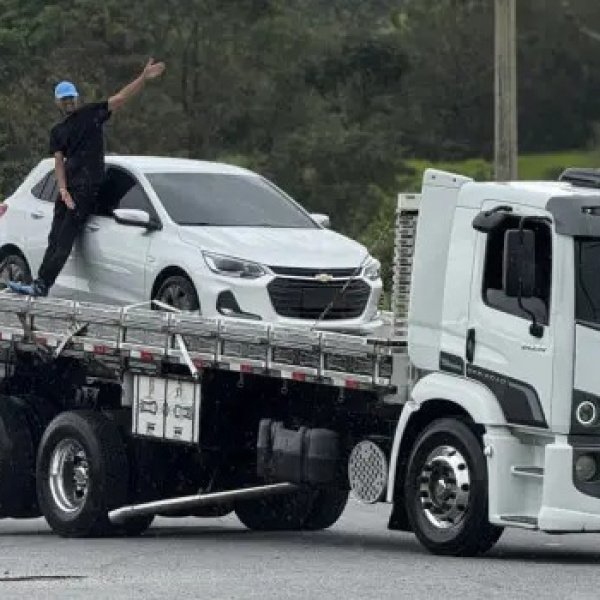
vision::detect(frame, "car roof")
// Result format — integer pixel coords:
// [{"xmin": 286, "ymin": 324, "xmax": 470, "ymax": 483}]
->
[{"xmin": 35, "ymin": 155, "xmax": 256, "ymax": 176}]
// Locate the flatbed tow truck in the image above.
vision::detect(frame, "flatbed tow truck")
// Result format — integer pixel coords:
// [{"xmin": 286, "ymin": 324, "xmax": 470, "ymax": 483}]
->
[{"xmin": 1, "ymin": 166, "xmax": 600, "ymax": 556}]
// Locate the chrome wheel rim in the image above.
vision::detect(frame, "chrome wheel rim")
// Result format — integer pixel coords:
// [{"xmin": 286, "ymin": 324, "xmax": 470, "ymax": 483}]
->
[
  {"xmin": 159, "ymin": 283, "xmax": 195, "ymax": 311},
  {"xmin": 418, "ymin": 445, "xmax": 471, "ymax": 529},
  {"xmin": 49, "ymin": 439, "xmax": 90, "ymax": 514}
]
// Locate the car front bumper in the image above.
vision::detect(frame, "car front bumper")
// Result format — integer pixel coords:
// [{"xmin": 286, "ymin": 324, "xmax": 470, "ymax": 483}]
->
[{"xmin": 192, "ymin": 272, "xmax": 384, "ymax": 334}]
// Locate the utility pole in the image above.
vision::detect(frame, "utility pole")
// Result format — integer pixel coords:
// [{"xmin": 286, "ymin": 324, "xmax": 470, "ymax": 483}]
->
[{"xmin": 494, "ymin": 0, "xmax": 518, "ymax": 180}]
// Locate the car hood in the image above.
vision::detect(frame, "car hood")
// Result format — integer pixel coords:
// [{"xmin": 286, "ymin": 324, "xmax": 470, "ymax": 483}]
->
[{"xmin": 178, "ymin": 226, "xmax": 369, "ymax": 268}]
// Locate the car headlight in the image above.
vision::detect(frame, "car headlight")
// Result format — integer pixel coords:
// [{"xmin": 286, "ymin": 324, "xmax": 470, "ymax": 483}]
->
[
  {"xmin": 203, "ymin": 252, "xmax": 268, "ymax": 279},
  {"xmin": 363, "ymin": 258, "xmax": 381, "ymax": 281}
]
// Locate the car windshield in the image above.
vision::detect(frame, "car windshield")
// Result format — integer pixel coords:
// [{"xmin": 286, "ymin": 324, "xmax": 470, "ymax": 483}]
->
[
  {"xmin": 146, "ymin": 172, "xmax": 317, "ymax": 228},
  {"xmin": 576, "ymin": 239, "xmax": 600, "ymax": 328}
]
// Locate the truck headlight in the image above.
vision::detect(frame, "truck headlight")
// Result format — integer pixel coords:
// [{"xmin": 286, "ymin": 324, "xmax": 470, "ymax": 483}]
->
[
  {"xmin": 363, "ymin": 258, "xmax": 381, "ymax": 281},
  {"xmin": 203, "ymin": 252, "xmax": 268, "ymax": 279}
]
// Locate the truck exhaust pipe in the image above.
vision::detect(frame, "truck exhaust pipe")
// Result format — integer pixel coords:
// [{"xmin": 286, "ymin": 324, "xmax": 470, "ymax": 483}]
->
[{"xmin": 109, "ymin": 482, "xmax": 298, "ymax": 525}]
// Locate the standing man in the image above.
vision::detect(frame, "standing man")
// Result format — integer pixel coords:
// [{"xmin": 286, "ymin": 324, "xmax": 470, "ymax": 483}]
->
[{"xmin": 8, "ymin": 58, "xmax": 166, "ymax": 297}]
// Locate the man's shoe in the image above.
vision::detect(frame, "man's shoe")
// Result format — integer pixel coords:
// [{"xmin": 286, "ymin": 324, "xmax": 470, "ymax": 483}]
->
[{"xmin": 7, "ymin": 281, "xmax": 47, "ymax": 297}]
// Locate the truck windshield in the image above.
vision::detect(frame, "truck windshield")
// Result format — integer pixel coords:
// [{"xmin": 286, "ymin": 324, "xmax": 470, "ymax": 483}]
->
[{"xmin": 576, "ymin": 239, "xmax": 600, "ymax": 327}]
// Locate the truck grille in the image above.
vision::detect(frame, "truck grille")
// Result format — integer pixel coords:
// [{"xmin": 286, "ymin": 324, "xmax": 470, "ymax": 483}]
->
[{"xmin": 267, "ymin": 278, "xmax": 370, "ymax": 320}]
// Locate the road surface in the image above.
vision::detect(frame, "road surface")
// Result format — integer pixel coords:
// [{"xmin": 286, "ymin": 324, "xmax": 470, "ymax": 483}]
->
[{"xmin": 0, "ymin": 501, "xmax": 599, "ymax": 599}]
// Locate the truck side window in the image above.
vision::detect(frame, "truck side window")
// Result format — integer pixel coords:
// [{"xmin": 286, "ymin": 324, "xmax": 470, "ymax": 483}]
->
[{"xmin": 482, "ymin": 218, "xmax": 552, "ymax": 325}]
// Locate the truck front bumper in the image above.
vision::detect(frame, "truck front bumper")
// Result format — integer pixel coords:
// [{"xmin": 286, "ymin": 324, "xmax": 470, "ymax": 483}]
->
[{"xmin": 538, "ymin": 437, "xmax": 600, "ymax": 532}]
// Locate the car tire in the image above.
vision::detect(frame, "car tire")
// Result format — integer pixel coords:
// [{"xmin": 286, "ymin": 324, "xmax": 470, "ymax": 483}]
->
[
  {"xmin": 154, "ymin": 275, "xmax": 200, "ymax": 312},
  {"xmin": 36, "ymin": 410, "xmax": 130, "ymax": 538},
  {"xmin": 404, "ymin": 418, "xmax": 503, "ymax": 557},
  {"xmin": 0, "ymin": 253, "xmax": 31, "ymax": 285}
]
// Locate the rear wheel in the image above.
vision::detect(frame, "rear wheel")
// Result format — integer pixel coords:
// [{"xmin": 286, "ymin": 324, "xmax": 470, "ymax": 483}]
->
[
  {"xmin": 404, "ymin": 418, "xmax": 503, "ymax": 556},
  {"xmin": 154, "ymin": 276, "xmax": 199, "ymax": 312},
  {"xmin": 235, "ymin": 490, "xmax": 313, "ymax": 531},
  {"xmin": 37, "ymin": 411, "xmax": 151, "ymax": 537},
  {"xmin": 0, "ymin": 253, "xmax": 31, "ymax": 285},
  {"xmin": 0, "ymin": 397, "xmax": 36, "ymax": 517},
  {"xmin": 303, "ymin": 489, "xmax": 349, "ymax": 531},
  {"xmin": 235, "ymin": 488, "xmax": 348, "ymax": 531}
]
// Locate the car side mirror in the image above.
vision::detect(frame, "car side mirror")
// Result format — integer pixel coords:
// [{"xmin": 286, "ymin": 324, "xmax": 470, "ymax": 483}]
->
[
  {"xmin": 113, "ymin": 208, "xmax": 161, "ymax": 231},
  {"xmin": 311, "ymin": 213, "xmax": 330, "ymax": 228},
  {"xmin": 503, "ymin": 229, "xmax": 535, "ymax": 298}
]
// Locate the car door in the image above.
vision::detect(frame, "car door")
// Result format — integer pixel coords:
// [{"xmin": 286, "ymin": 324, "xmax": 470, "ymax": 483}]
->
[
  {"xmin": 465, "ymin": 202, "xmax": 555, "ymax": 430},
  {"xmin": 24, "ymin": 171, "xmax": 79, "ymax": 298},
  {"xmin": 78, "ymin": 167, "xmax": 156, "ymax": 305}
]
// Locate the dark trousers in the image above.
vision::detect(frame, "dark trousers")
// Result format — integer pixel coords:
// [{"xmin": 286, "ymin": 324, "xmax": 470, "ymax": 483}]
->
[{"xmin": 37, "ymin": 184, "xmax": 98, "ymax": 289}]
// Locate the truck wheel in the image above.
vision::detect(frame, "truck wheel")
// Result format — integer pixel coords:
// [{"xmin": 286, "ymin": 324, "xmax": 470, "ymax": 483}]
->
[
  {"xmin": 235, "ymin": 490, "xmax": 314, "ymax": 531},
  {"xmin": 303, "ymin": 489, "xmax": 349, "ymax": 531},
  {"xmin": 0, "ymin": 397, "xmax": 36, "ymax": 517},
  {"xmin": 404, "ymin": 418, "xmax": 503, "ymax": 557},
  {"xmin": 36, "ymin": 411, "xmax": 131, "ymax": 538}
]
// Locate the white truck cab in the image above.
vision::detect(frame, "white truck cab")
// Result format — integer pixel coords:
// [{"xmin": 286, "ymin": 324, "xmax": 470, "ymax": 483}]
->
[{"xmin": 387, "ymin": 168, "xmax": 600, "ymax": 548}]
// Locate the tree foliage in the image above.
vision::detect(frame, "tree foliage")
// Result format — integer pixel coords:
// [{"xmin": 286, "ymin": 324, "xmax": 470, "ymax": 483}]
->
[{"xmin": 1, "ymin": 0, "xmax": 600, "ymax": 296}]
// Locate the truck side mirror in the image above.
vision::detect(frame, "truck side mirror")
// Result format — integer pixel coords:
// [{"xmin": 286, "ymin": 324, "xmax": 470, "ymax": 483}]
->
[{"xmin": 503, "ymin": 229, "xmax": 535, "ymax": 299}]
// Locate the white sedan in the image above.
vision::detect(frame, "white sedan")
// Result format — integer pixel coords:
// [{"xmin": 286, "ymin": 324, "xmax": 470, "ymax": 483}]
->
[{"xmin": 0, "ymin": 156, "xmax": 383, "ymax": 333}]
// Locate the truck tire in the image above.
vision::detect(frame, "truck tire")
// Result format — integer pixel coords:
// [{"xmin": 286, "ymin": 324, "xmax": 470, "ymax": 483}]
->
[
  {"xmin": 235, "ymin": 490, "xmax": 314, "ymax": 531},
  {"xmin": 0, "ymin": 396, "xmax": 36, "ymax": 517},
  {"xmin": 303, "ymin": 489, "xmax": 349, "ymax": 531},
  {"xmin": 36, "ymin": 410, "xmax": 148, "ymax": 537},
  {"xmin": 404, "ymin": 418, "xmax": 503, "ymax": 557}
]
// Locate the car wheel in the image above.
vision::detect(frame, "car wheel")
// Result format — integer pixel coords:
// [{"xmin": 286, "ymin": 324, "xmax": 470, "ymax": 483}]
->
[
  {"xmin": 154, "ymin": 276, "xmax": 199, "ymax": 312},
  {"xmin": 0, "ymin": 254, "xmax": 31, "ymax": 285}
]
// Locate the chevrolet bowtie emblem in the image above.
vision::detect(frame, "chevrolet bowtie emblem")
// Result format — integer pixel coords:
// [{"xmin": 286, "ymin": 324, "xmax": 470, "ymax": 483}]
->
[{"xmin": 314, "ymin": 273, "xmax": 334, "ymax": 283}]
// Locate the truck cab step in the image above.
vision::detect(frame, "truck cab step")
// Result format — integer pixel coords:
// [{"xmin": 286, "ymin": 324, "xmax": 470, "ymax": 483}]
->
[
  {"xmin": 499, "ymin": 515, "xmax": 539, "ymax": 528},
  {"xmin": 511, "ymin": 466, "xmax": 544, "ymax": 479}
]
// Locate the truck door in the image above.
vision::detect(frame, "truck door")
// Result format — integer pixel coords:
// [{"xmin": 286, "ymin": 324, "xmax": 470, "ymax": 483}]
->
[{"xmin": 466, "ymin": 204, "xmax": 555, "ymax": 429}]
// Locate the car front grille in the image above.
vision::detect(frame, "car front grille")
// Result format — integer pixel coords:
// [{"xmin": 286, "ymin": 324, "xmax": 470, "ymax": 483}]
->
[
  {"xmin": 267, "ymin": 278, "xmax": 370, "ymax": 320},
  {"xmin": 269, "ymin": 266, "xmax": 361, "ymax": 278}
]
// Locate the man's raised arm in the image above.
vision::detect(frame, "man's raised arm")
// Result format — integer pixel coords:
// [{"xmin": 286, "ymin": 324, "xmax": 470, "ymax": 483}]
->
[{"xmin": 108, "ymin": 58, "xmax": 166, "ymax": 112}]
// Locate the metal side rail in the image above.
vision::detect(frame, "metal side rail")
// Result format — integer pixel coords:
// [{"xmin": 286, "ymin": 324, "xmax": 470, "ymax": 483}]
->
[
  {"xmin": 0, "ymin": 295, "xmax": 406, "ymax": 393},
  {"xmin": 109, "ymin": 482, "xmax": 298, "ymax": 524}
]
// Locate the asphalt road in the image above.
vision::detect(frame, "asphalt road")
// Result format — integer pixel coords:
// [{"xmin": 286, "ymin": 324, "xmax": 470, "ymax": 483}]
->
[{"xmin": 0, "ymin": 501, "xmax": 599, "ymax": 600}]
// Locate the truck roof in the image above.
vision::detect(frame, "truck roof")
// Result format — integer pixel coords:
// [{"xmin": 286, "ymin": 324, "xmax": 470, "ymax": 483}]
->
[{"xmin": 459, "ymin": 179, "xmax": 600, "ymax": 211}]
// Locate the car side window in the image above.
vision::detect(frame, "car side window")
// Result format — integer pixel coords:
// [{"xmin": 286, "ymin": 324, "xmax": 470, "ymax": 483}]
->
[
  {"xmin": 482, "ymin": 217, "xmax": 552, "ymax": 325},
  {"xmin": 31, "ymin": 172, "xmax": 58, "ymax": 202},
  {"xmin": 95, "ymin": 167, "xmax": 154, "ymax": 218}
]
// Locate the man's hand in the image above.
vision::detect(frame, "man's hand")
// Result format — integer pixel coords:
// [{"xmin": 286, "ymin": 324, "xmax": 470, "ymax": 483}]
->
[
  {"xmin": 142, "ymin": 58, "xmax": 166, "ymax": 81},
  {"xmin": 60, "ymin": 188, "xmax": 75, "ymax": 210},
  {"xmin": 108, "ymin": 58, "xmax": 166, "ymax": 112}
]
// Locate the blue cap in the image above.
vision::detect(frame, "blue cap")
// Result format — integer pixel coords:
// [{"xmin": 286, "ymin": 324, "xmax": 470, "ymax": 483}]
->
[{"xmin": 54, "ymin": 81, "xmax": 79, "ymax": 99}]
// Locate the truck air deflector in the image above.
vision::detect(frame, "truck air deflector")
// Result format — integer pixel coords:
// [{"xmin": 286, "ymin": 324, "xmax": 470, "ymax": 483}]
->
[{"xmin": 546, "ymin": 195, "xmax": 600, "ymax": 236}]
